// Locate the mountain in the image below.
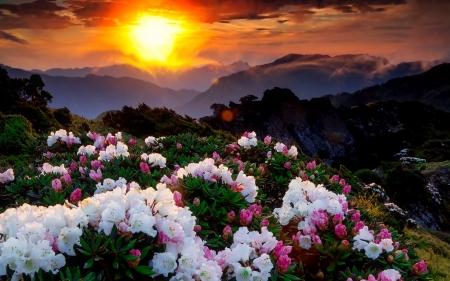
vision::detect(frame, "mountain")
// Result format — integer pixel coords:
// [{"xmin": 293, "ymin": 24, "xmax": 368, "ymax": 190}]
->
[
  {"xmin": 199, "ymin": 87, "xmax": 450, "ymax": 230},
  {"xmin": 1, "ymin": 65, "xmax": 199, "ymax": 119},
  {"xmin": 177, "ymin": 54, "xmax": 439, "ymax": 118},
  {"xmin": 30, "ymin": 61, "xmax": 251, "ymax": 92},
  {"xmin": 328, "ymin": 63, "xmax": 450, "ymax": 112}
]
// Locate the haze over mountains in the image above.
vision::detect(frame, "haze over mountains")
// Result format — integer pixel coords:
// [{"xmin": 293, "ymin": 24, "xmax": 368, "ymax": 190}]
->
[
  {"xmin": 177, "ymin": 54, "xmax": 441, "ymax": 118},
  {"xmin": 30, "ymin": 61, "xmax": 251, "ymax": 92},
  {"xmin": 2, "ymin": 54, "xmax": 444, "ymax": 119}
]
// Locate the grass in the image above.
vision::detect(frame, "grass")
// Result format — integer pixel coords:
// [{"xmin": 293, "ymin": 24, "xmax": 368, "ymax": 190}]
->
[
  {"xmin": 353, "ymin": 192, "xmax": 388, "ymax": 223},
  {"xmin": 405, "ymin": 228, "xmax": 450, "ymax": 280}
]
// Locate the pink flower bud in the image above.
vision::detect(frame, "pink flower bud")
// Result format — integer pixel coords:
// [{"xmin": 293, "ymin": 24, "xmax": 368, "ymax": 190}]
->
[
  {"xmin": 284, "ymin": 162, "xmax": 291, "ymax": 169},
  {"xmin": 173, "ymin": 191, "xmax": 183, "ymax": 207},
  {"xmin": 258, "ymin": 165, "xmax": 265, "ymax": 174},
  {"xmin": 79, "ymin": 155, "xmax": 87, "ymax": 165},
  {"xmin": 238, "ymin": 163, "xmax": 245, "ymax": 171},
  {"xmin": 335, "ymin": 224, "xmax": 347, "ymax": 239},
  {"xmin": 339, "ymin": 179, "xmax": 346, "ymax": 186},
  {"xmin": 194, "ymin": 225, "xmax": 202, "ymax": 233},
  {"xmin": 342, "ymin": 185, "xmax": 351, "ymax": 195},
  {"xmin": 70, "ymin": 162, "xmax": 77, "ymax": 171},
  {"xmin": 222, "ymin": 225, "xmax": 232, "ymax": 239},
  {"xmin": 176, "ymin": 143, "xmax": 182, "ymax": 150},
  {"xmin": 340, "ymin": 239, "xmax": 350, "ymax": 249},
  {"xmin": 239, "ymin": 209, "xmax": 253, "ymax": 226},
  {"xmin": 260, "ymin": 219, "xmax": 269, "ymax": 228},
  {"xmin": 140, "ymin": 162, "xmax": 150, "ymax": 174},
  {"xmin": 282, "ymin": 145, "xmax": 289, "ymax": 155},
  {"xmin": 351, "ymin": 211, "xmax": 360, "ymax": 222},
  {"xmin": 128, "ymin": 139, "xmax": 136, "ymax": 147},
  {"xmin": 306, "ymin": 160, "xmax": 317, "ymax": 170},
  {"xmin": 267, "ymin": 151, "xmax": 272, "ymax": 158},
  {"xmin": 248, "ymin": 204, "xmax": 262, "ymax": 219},
  {"xmin": 52, "ymin": 179, "xmax": 63, "ymax": 193},
  {"xmin": 331, "ymin": 174, "xmax": 339, "ymax": 183},
  {"xmin": 193, "ymin": 197, "xmax": 200, "ymax": 206},
  {"xmin": 174, "ymin": 164, "xmax": 180, "ymax": 171},
  {"xmin": 91, "ymin": 160, "xmax": 103, "ymax": 170},
  {"xmin": 70, "ymin": 188, "xmax": 82, "ymax": 203},
  {"xmin": 264, "ymin": 135, "xmax": 272, "ymax": 144},
  {"xmin": 203, "ymin": 246, "xmax": 214, "ymax": 260},
  {"xmin": 130, "ymin": 249, "xmax": 141, "ymax": 257},
  {"xmin": 333, "ymin": 213, "xmax": 343, "ymax": 225},
  {"xmin": 243, "ymin": 131, "xmax": 249, "ymax": 138},
  {"xmin": 60, "ymin": 174, "xmax": 72, "ymax": 186},
  {"xmin": 276, "ymin": 255, "xmax": 291, "ymax": 274},
  {"xmin": 224, "ymin": 211, "xmax": 235, "ymax": 224},
  {"xmin": 312, "ymin": 234, "xmax": 323, "ymax": 246}
]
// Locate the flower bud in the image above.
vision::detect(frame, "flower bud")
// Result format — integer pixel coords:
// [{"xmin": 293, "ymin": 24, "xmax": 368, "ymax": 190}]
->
[
  {"xmin": 177, "ymin": 143, "xmax": 182, "ymax": 150},
  {"xmin": 264, "ymin": 135, "xmax": 272, "ymax": 144},
  {"xmin": 128, "ymin": 139, "xmax": 136, "ymax": 147},
  {"xmin": 52, "ymin": 179, "xmax": 63, "ymax": 193},
  {"xmin": 222, "ymin": 225, "xmax": 232, "ymax": 239},
  {"xmin": 260, "ymin": 219, "xmax": 269, "ymax": 228},
  {"xmin": 227, "ymin": 211, "xmax": 235, "ymax": 223},
  {"xmin": 194, "ymin": 225, "xmax": 202, "ymax": 233},
  {"xmin": 173, "ymin": 191, "xmax": 183, "ymax": 207},
  {"xmin": 387, "ymin": 255, "xmax": 394, "ymax": 264},
  {"xmin": 193, "ymin": 197, "xmax": 200, "ymax": 206},
  {"xmin": 69, "ymin": 188, "xmax": 82, "ymax": 204},
  {"xmin": 316, "ymin": 270, "xmax": 325, "ymax": 280},
  {"xmin": 127, "ymin": 249, "xmax": 141, "ymax": 268},
  {"xmin": 239, "ymin": 209, "xmax": 253, "ymax": 226},
  {"xmin": 284, "ymin": 162, "xmax": 291, "ymax": 169}
]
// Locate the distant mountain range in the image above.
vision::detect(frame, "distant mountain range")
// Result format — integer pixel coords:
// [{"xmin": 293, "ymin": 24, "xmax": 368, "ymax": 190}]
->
[
  {"xmin": 29, "ymin": 61, "xmax": 251, "ymax": 92},
  {"xmin": 328, "ymin": 63, "xmax": 450, "ymax": 113},
  {"xmin": 2, "ymin": 65, "xmax": 200, "ymax": 119},
  {"xmin": 177, "ymin": 54, "xmax": 441, "ymax": 118}
]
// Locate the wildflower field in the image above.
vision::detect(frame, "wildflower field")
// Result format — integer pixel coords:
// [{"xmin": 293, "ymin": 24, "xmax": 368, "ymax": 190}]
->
[{"xmin": 0, "ymin": 129, "xmax": 432, "ymax": 281}]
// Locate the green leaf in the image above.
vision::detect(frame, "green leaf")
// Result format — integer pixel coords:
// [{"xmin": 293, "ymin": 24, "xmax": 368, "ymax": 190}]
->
[
  {"xmin": 134, "ymin": 265, "xmax": 155, "ymax": 275},
  {"xmin": 84, "ymin": 257, "xmax": 95, "ymax": 269},
  {"xmin": 139, "ymin": 246, "xmax": 151, "ymax": 260},
  {"xmin": 80, "ymin": 237, "xmax": 92, "ymax": 253},
  {"xmin": 327, "ymin": 262, "xmax": 336, "ymax": 272}
]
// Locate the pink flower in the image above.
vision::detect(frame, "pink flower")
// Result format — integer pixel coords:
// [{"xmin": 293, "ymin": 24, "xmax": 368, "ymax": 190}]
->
[
  {"xmin": 351, "ymin": 211, "xmax": 361, "ymax": 222},
  {"xmin": 276, "ymin": 255, "xmax": 291, "ymax": 274},
  {"xmin": 248, "ymin": 204, "xmax": 262, "ymax": 219},
  {"xmin": 79, "ymin": 155, "xmax": 87, "ymax": 165},
  {"xmin": 242, "ymin": 131, "xmax": 249, "ymax": 138},
  {"xmin": 51, "ymin": 179, "xmax": 63, "ymax": 193},
  {"xmin": 70, "ymin": 162, "xmax": 78, "ymax": 171},
  {"xmin": 194, "ymin": 225, "xmax": 202, "ymax": 233},
  {"xmin": 342, "ymin": 185, "xmax": 352, "ymax": 195},
  {"xmin": 89, "ymin": 169, "xmax": 102, "ymax": 182},
  {"xmin": 222, "ymin": 225, "xmax": 232, "ymax": 239},
  {"xmin": 70, "ymin": 188, "xmax": 82, "ymax": 203},
  {"xmin": 311, "ymin": 234, "xmax": 323, "ymax": 246},
  {"xmin": 412, "ymin": 260, "xmax": 428, "ymax": 275},
  {"xmin": 106, "ymin": 135, "xmax": 117, "ymax": 145},
  {"xmin": 339, "ymin": 179, "xmax": 346, "ymax": 186},
  {"xmin": 261, "ymin": 219, "xmax": 269, "ymax": 228},
  {"xmin": 335, "ymin": 224, "xmax": 347, "ymax": 239},
  {"xmin": 193, "ymin": 197, "xmax": 200, "ymax": 206},
  {"xmin": 170, "ymin": 174, "xmax": 179, "ymax": 185},
  {"xmin": 203, "ymin": 246, "xmax": 215, "ymax": 260},
  {"xmin": 238, "ymin": 163, "xmax": 245, "ymax": 171},
  {"xmin": 212, "ymin": 151, "xmax": 221, "ymax": 160},
  {"xmin": 310, "ymin": 210, "xmax": 329, "ymax": 231},
  {"xmin": 273, "ymin": 241, "xmax": 292, "ymax": 260},
  {"xmin": 306, "ymin": 160, "xmax": 316, "ymax": 170},
  {"xmin": 239, "ymin": 209, "xmax": 253, "ymax": 226},
  {"xmin": 267, "ymin": 151, "xmax": 272, "ymax": 158},
  {"xmin": 60, "ymin": 174, "xmax": 72, "ymax": 186},
  {"xmin": 333, "ymin": 213, "xmax": 343, "ymax": 225},
  {"xmin": 264, "ymin": 135, "xmax": 272, "ymax": 144},
  {"xmin": 284, "ymin": 162, "xmax": 291, "ymax": 169},
  {"xmin": 176, "ymin": 143, "xmax": 182, "ymax": 150},
  {"xmin": 91, "ymin": 160, "xmax": 104, "ymax": 170},
  {"xmin": 173, "ymin": 191, "xmax": 183, "ymax": 207},
  {"xmin": 160, "ymin": 175, "xmax": 172, "ymax": 184},
  {"xmin": 227, "ymin": 211, "xmax": 235, "ymax": 223},
  {"xmin": 128, "ymin": 139, "xmax": 136, "ymax": 147},
  {"xmin": 282, "ymin": 146, "xmax": 289, "ymax": 155},
  {"xmin": 140, "ymin": 162, "xmax": 150, "ymax": 174},
  {"xmin": 367, "ymin": 274, "xmax": 377, "ymax": 281},
  {"xmin": 130, "ymin": 249, "xmax": 141, "ymax": 257},
  {"xmin": 258, "ymin": 165, "xmax": 265, "ymax": 174},
  {"xmin": 377, "ymin": 228, "xmax": 392, "ymax": 240},
  {"xmin": 330, "ymin": 174, "xmax": 339, "ymax": 183}
]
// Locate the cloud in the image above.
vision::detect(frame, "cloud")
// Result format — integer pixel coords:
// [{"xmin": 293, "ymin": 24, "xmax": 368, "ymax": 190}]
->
[
  {"xmin": 0, "ymin": 30, "xmax": 28, "ymax": 44},
  {"xmin": 0, "ymin": 0, "xmax": 74, "ymax": 30}
]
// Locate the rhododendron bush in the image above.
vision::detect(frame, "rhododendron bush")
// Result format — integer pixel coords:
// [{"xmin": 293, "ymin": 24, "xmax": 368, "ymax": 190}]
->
[{"xmin": 0, "ymin": 130, "xmax": 431, "ymax": 281}]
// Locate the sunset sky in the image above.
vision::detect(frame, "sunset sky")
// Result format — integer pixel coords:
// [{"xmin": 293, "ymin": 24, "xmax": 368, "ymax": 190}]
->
[{"xmin": 1, "ymin": 0, "xmax": 449, "ymax": 70}]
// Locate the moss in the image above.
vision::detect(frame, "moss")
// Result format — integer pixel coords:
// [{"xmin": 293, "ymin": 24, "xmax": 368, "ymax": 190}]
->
[
  {"xmin": 354, "ymin": 168, "xmax": 383, "ymax": 185},
  {"xmin": 0, "ymin": 114, "xmax": 34, "ymax": 155},
  {"xmin": 421, "ymin": 160, "xmax": 450, "ymax": 175}
]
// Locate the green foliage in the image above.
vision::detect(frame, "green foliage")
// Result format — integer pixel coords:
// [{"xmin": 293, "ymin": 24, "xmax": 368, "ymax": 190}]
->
[
  {"xmin": 385, "ymin": 164, "xmax": 426, "ymax": 205},
  {"xmin": 354, "ymin": 169, "xmax": 383, "ymax": 185},
  {"xmin": 102, "ymin": 103, "xmax": 235, "ymax": 141},
  {"xmin": 0, "ymin": 113, "xmax": 34, "ymax": 155},
  {"xmin": 53, "ymin": 107, "xmax": 73, "ymax": 127}
]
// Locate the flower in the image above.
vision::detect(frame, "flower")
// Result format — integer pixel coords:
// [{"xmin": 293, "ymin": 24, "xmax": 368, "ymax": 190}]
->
[
  {"xmin": 140, "ymin": 162, "xmax": 150, "ymax": 174},
  {"xmin": 342, "ymin": 185, "xmax": 351, "ymax": 195},
  {"xmin": 227, "ymin": 211, "xmax": 235, "ymax": 223},
  {"xmin": 89, "ymin": 169, "xmax": 102, "ymax": 182},
  {"xmin": 378, "ymin": 269, "xmax": 401, "ymax": 281},
  {"xmin": 276, "ymin": 255, "xmax": 291, "ymax": 274},
  {"xmin": 151, "ymin": 252, "xmax": 177, "ymax": 277},
  {"xmin": 69, "ymin": 188, "xmax": 82, "ymax": 204},
  {"xmin": 364, "ymin": 242, "xmax": 382, "ymax": 260},
  {"xmin": 263, "ymin": 135, "xmax": 271, "ymax": 144},
  {"xmin": 222, "ymin": 225, "xmax": 232, "ymax": 239},
  {"xmin": 239, "ymin": 209, "xmax": 253, "ymax": 226},
  {"xmin": 0, "ymin": 168, "xmax": 14, "ymax": 184},
  {"xmin": 335, "ymin": 224, "xmax": 347, "ymax": 239},
  {"xmin": 284, "ymin": 162, "xmax": 291, "ymax": 169},
  {"xmin": 412, "ymin": 260, "xmax": 428, "ymax": 275},
  {"xmin": 52, "ymin": 179, "xmax": 63, "ymax": 193}
]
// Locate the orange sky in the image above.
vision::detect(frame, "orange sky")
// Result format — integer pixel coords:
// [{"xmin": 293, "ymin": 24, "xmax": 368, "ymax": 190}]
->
[{"xmin": 1, "ymin": 0, "xmax": 449, "ymax": 70}]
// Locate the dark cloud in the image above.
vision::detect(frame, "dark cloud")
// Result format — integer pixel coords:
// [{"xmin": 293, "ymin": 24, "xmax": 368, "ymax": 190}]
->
[
  {"xmin": 83, "ymin": 17, "xmax": 117, "ymax": 28},
  {"xmin": 0, "ymin": 0, "xmax": 74, "ymax": 30},
  {"xmin": 277, "ymin": 20, "xmax": 289, "ymax": 23},
  {"xmin": 334, "ymin": 5, "xmax": 356, "ymax": 13},
  {"xmin": 0, "ymin": 30, "xmax": 28, "ymax": 44}
]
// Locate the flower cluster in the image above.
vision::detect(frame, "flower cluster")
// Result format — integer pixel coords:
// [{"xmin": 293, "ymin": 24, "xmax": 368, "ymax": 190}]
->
[
  {"xmin": 352, "ymin": 225, "xmax": 394, "ymax": 260},
  {"xmin": 141, "ymin": 153, "xmax": 167, "ymax": 168},
  {"xmin": 176, "ymin": 158, "xmax": 258, "ymax": 203},
  {"xmin": 0, "ymin": 168, "xmax": 14, "ymax": 184},
  {"xmin": 47, "ymin": 129, "xmax": 81, "ymax": 147},
  {"xmin": 40, "ymin": 163, "xmax": 68, "ymax": 175},
  {"xmin": 0, "ymin": 204, "xmax": 87, "ymax": 280},
  {"xmin": 237, "ymin": 131, "xmax": 258, "ymax": 149},
  {"xmin": 98, "ymin": 142, "xmax": 130, "ymax": 161},
  {"xmin": 274, "ymin": 142, "xmax": 298, "ymax": 158}
]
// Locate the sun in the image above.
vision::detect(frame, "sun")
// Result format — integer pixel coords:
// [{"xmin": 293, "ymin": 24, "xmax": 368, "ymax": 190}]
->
[{"xmin": 129, "ymin": 15, "xmax": 184, "ymax": 63}]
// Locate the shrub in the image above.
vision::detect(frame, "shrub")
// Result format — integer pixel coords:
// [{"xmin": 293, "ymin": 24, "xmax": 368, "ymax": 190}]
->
[
  {"xmin": 0, "ymin": 114, "xmax": 33, "ymax": 155},
  {"xmin": 53, "ymin": 107, "xmax": 73, "ymax": 127},
  {"xmin": 355, "ymin": 168, "xmax": 383, "ymax": 184}
]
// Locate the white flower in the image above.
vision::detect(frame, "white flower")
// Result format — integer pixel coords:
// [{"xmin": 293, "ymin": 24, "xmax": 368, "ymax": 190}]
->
[
  {"xmin": 178, "ymin": 254, "xmax": 199, "ymax": 275},
  {"xmin": 379, "ymin": 239, "xmax": 394, "ymax": 252},
  {"xmin": 252, "ymin": 253, "xmax": 273, "ymax": 273},
  {"xmin": 248, "ymin": 131, "xmax": 257, "ymax": 139},
  {"xmin": 274, "ymin": 142, "xmax": 285, "ymax": 152},
  {"xmin": 145, "ymin": 136, "xmax": 156, "ymax": 146},
  {"xmin": 273, "ymin": 205, "xmax": 294, "ymax": 225},
  {"xmin": 57, "ymin": 227, "xmax": 82, "ymax": 256},
  {"xmin": 234, "ymin": 264, "xmax": 253, "ymax": 281},
  {"xmin": 77, "ymin": 145, "xmax": 96, "ymax": 156},
  {"xmin": 197, "ymin": 260, "xmax": 222, "ymax": 281},
  {"xmin": 0, "ymin": 168, "xmax": 14, "ymax": 183},
  {"xmin": 299, "ymin": 235, "xmax": 312, "ymax": 250},
  {"xmin": 364, "ymin": 242, "xmax": 382, "ymax": 260},
  {"xmin": 151, "ymin": 252, "xmax": 177, "ymax": 277},
  {"xmin": 288, "ymin": 146, "xmax": 298, "ymax": 157},
  {"xmin": 378, "ymin": 269, "xmax": 401, "ymax": 281},
  {"xmin": 127, "ymin": 212, "xmax": 156, "ymax": 237},
  {"xmin": 115, "ymin": 141, "xmax": 129, "ymax": 158},
  {"xmin": 47, "ymin": 132, "xmax": 59, "ymax": 146},
  {"xmin": 354, "ymin": 226, "xmax": 374, "ymax": 242},
  {"xmin": 235, "ymin": 171, "xmax": 258, "ymax": 203}
]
